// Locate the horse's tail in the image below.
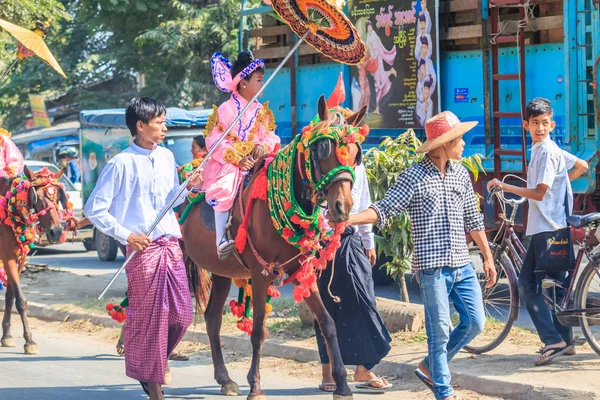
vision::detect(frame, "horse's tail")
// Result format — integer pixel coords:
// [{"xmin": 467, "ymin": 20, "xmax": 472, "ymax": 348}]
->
[{"xmin": 184, "ymin": 251, "xmax": 211, "ymax": 314}]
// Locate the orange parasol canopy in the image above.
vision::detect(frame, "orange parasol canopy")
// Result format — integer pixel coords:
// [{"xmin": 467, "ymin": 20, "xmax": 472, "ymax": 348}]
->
[{"xmin": 0, "ymin": 18, "xmax": 66, "ymax": 78}]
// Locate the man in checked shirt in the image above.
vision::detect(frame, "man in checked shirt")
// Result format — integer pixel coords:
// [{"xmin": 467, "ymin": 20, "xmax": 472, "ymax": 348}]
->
[{"xmin": 338, "ymin": 111, "xmax": 497, "ymax": 400}]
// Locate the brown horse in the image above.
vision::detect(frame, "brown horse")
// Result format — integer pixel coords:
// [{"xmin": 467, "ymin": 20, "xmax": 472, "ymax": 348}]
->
[
  {"xmin": 183, "ymin": 96, "xmax": 367, "ymax": 400},
  {"xmin": 0, "ymin": 166, "xmax": 67, "ymax": 354}
]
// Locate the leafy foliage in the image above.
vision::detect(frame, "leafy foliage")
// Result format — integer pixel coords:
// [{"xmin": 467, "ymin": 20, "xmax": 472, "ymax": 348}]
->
[
  {"xmin": 135, "ymin": 0, "xmax": 252, "ymax": 108},
  {"xmin": 0, "ymin": 0, "xmax": 250, "ymax": 130},
  {"xmin": 363, "ymin": 129, "xmax": 485, "ymax": 280},
  {"xmin": 0, "ymin": 0, "xmax": 70, "ymax": 62}
]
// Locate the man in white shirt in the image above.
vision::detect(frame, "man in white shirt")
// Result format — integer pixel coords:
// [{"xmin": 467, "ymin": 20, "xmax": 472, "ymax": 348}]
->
[
  {"xmin": 315, "ymin": 163, "xmax": 392, "ymax": 392},
  {"xmin": 85, "ymin": 98, "xmax": 202, "ymax": 400},
  {"xmin": 488, "ymin": 98, "xmax": 588, "ymax": 367}
]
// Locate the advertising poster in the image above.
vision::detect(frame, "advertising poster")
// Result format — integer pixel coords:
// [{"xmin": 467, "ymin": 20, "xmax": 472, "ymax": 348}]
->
[
  {"xmin": 28, "ymin": 94, "xmax": 51, "ymax": 128},
  {"xmin": 348, "ymin": 0, "xmax": 439, "ymax": 128},
  {"xmin": 80, "ymin": 127, "xmax": 131, "ymax": 203}
]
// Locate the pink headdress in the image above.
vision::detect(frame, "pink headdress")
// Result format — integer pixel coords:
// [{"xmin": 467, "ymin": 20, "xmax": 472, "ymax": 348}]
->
[{"xmin": 211, "ymin": 52, "xmax": 265, "ymax": 93}]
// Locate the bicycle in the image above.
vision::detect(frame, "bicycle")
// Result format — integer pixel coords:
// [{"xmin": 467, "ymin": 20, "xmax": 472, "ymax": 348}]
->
[{"xmin": 464, "ymin": 184, "xmax": 600, "ymax": 355}]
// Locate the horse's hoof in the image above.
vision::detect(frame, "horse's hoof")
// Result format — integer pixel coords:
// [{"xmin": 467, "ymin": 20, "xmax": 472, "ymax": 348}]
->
[
  {"xmin": 24, "ymin": 343, "xmax": 38, "ymax": 355},
  {"xmin": 333, "ymin": 395, "xmax": 353, "ymax": 400},
  {"xmin": 1, "ymin": 337, "xmax": 16, "ymax": 347},
  {"xmin": 247, "ymin": 395, "xmax": 267, "ymax": 400},
  {"xmin": 221, "ymin": 382, "xmax": 242, "ymax": 396}
]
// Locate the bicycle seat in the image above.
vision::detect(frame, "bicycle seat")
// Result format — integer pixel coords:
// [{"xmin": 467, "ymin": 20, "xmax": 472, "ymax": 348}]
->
[{"xmin": 567, "ymin": 213, "xmax": 600, "ymax": 228}]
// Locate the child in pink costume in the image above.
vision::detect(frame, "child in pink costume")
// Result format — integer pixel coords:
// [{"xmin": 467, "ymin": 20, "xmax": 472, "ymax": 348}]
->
[
  {"xmin": 204, "ymin": 51, "xmax": 280, "ymax": 259},
  {"xmin": 0, "ymin": 128, "xmax": 24, "ymax": 180}
]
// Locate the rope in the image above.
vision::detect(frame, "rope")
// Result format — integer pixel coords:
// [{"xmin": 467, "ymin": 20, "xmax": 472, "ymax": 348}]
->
[
  {"xmin": 490, "ymin": 0, "xmax": 533, "ymax": 46},
  {"xmin": 327, "ymin": 250, "xmax": 341, "ymax": 303}
]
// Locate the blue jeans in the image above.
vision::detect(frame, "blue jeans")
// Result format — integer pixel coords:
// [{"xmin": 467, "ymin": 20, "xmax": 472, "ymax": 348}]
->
[
  {"xmin": 417, "ymin": 263, "xmax": 486, "ymax": 400},
  {"xmin": 518, "ymin": 238, "xmax": 573, "ymax": 347}
]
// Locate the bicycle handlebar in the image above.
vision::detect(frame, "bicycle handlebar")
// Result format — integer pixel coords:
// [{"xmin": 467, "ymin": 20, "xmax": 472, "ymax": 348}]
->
[{"xmin": 487, "ymin": 185, "xmax": 527, "ymax": 206}]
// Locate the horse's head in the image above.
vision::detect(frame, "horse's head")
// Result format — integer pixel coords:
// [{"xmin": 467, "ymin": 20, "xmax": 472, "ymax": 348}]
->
[
  {"xmin": 296, "ymin": 95, "xmax": 368, "ymax": 223},
  {"xmin": 23, "ymin": 166, "xmax": 66, "ymax": 244}
]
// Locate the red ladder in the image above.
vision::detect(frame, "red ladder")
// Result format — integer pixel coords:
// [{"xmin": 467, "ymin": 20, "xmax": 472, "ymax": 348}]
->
[{"xmin": 490, "ymin": 0, "xmax": 529, "ymax": 230}]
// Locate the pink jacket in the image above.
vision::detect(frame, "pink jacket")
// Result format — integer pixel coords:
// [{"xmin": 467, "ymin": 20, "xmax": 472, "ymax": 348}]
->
[
  {"xmin": 202, "ymin": 93, "xmax": 279, "ymax": 211},
  {"xmin": 0, "ymin": 136, "xmax": 24, "ymax": 179}
]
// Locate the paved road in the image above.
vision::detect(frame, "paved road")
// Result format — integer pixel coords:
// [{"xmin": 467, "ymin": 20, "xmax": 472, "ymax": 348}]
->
[
  {"xmin": 27, "ymin": 243, "xmax": 543, "ymax": 332},
  {"xmin": 0, "ymin": 318, "xmax": 480, "ymax": 400}
]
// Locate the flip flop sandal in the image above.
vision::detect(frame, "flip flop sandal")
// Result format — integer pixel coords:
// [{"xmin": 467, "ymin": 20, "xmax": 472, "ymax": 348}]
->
[
  {"xmin": 537, "ymin": 345, "xmax": 576, "ymax": 355},
  {"xmin": 355, "ymin": 377, "xmax": 393, "ymax": 390},
  {"xmin": 535, "ymin": 345, "xmax": 574, "ymax": 366},
  {"xmin": 318, "ymin": 383, "xmax": 337, "ymax": 392},
  {"xmin": 414, "ymin": 368, "xmax": 434, "ymax": 392},
  {"xmin": 169, "ymin": 352, "xmax": 189, "ymax": 361}
]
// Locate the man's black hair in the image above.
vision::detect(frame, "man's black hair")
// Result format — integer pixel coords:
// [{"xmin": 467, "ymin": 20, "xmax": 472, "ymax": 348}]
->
[
  {"xmin": 525, "ymin": 97, "xmax": 554, "ymax": 121},
  {"xmin": 193, "ymin": 135, "xmax": 206, "ymax": 148},
  {"xmin": 125, "ymin": 97, "xmax": 167, "ymax": 137}
]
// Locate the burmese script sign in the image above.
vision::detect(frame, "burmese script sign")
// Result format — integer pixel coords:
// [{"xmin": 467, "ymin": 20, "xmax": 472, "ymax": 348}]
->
[{"xmin": 348, "ymin": 0, "xmax": 439, "ymax": 129}]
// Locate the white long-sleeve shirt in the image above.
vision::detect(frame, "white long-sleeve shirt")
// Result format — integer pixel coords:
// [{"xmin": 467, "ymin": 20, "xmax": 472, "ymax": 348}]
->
[
  {"xmin": 84, "ymin": 142, "xmax": 189, "ymax": 245},
  {"xmin": 322, "ymin": 164, "xmax": 375, "ymax": 250},
  {"xmin": 351, "ymin": 164, "xmax": 376, "ymax": 250}
]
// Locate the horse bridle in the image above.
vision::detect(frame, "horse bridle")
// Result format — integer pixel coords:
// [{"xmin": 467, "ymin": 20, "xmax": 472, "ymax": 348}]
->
[{"xmin": 27, "ymin": 179, "xmax": 67, "ymax": 223}]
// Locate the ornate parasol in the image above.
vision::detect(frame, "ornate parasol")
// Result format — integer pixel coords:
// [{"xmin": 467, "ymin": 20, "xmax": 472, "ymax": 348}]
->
[
  {"xmin": 0, "ymin": 19, "xmax": 67, "ymax": 84},
  {"xmin": 270, "ymin": 0, "xmax": 365, "ymax": 65},
  {"xmin": 98, "ymin": 0, "xmax": 366, "ymax": 299}
]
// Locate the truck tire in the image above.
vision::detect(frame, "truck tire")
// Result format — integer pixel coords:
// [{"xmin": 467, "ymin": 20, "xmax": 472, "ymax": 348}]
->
[
  {"xmin": 83, "ymin": 238, "xmax": 96, "ymax": 251},
  {"xmin": 96, "ymin": 231, "xmax": 118, "ymax": 262}
]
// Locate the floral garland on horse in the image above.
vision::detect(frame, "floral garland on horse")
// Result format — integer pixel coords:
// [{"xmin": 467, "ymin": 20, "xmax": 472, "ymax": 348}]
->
[
  {"xmin": 0, "ymin": 167, "xmax": 77, "ymax": 288},
  {"xmin": 228, "ymin": 109, "xmax": 368, "ymax": 334}
]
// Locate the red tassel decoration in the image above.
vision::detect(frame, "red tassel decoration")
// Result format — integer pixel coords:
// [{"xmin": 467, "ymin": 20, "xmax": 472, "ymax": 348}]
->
[
  {"xmin": 106, "ymin": 304, "xmax": 127, "ymax": 324},
  {"xmin": 235, "ymin": 226, "xmax": 248, "ymax": 253},
  {"xmin": 251, "ymin": 170, "xmax": 268, "ymax": 201}
]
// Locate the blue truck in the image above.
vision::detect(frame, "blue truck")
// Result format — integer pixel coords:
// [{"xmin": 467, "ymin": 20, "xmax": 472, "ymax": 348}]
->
[{"xmin": 240, "ymin": 0, "xmax": 599, "ymax": 228}]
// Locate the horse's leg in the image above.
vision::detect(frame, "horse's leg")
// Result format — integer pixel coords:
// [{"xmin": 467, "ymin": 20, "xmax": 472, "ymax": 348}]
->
[
  {"xmin": 304, "ymin": 289, "xmax": 352, "ymax": 399},
  {"xmin": 7, "ymin": 260, "xmax": 37, "ymax": 355},
  {"xmin": 204, "ymin": 274, "xmax": 240, "ymax": 396},
  {"xmin": 246, "ymin": 277, "xmax": 268, "ymax": 400},
  {"xmin": 1, "ymin": 282, "xmax": 16, "ymax": 347}
]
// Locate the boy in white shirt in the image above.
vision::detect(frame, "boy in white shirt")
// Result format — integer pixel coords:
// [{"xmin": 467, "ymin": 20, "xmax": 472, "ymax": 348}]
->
[{"xmin": 487, "ymin": 98, "xmax": 588, "ymax": 366}]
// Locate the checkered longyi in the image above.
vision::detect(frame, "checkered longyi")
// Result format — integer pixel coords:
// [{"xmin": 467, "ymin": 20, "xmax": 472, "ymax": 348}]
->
[{"xmin": 123, "ymin": 237, "xmax": 193, "ymax": 384}]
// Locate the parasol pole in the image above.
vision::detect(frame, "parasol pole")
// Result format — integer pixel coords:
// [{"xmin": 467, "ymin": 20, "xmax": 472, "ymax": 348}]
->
[
  {"xmin": 97, "ymin": 30, "xmax": 311, "ymax": 300},
  {"xmin": 0, "ymin": 59, "xmax": 18, "ymax": 85}
]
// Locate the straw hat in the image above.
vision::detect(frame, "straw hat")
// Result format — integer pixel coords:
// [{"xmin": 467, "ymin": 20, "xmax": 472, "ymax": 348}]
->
[{"xmin": 416, "ymin": 111, "xmax": 477, "ymax": 154}]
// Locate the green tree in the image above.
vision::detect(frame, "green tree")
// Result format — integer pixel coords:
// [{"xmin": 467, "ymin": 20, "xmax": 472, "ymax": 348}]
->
[
  {"xmin": 0, "ymin": 0, "xmax": 247, "ymax": 130},
  {"xmin": 0, "ymin": 0, "xmax": 174, "ymax": 129},
  {"xmin": 135, "ymin": 0, "xmax": 250, "ymax": 108},
  {"xmin": 0, "ymin": 0, "xmax": 69, "ymax": 61}
]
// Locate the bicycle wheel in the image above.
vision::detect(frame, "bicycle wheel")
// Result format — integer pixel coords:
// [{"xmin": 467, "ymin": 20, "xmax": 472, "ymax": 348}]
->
[
  {"xmin": 574, "ymin": 261, "xmax": 600, "ymax": 356},
  {"xmin": 463, "ymin": 245, "xmax": 519, "ymax": 354}
]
